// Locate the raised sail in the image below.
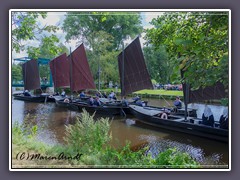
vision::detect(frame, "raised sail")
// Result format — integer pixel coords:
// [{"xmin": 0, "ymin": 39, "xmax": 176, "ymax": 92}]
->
[
  {"xmin": 182, "ymin": 82, "xmax": 227, "ymax": 103},
  {"xmin": 68, "ymin": 43, "xmax": 96, "ymax": 92},
  {"xmin": 22, "ymin": 59, "xmax": 41, "ymax": 90},
  {"xmin": 49, "ymin": 53, "xmax": 70, "ymax": 88},
  {"xmin": 118, "ymin": 37, "xmax": 153, "ymax": 96}
]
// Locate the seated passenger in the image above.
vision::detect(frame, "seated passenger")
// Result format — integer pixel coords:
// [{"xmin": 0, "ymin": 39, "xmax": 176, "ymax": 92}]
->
[
  {"xmin": 108, "ymin": 91, "xmax": 115, "ymax": 100},
  {"xmin": 219, "ymin": 108, "xmax": 228, "ymax": 129},
  {"xmin": 23, "ymin": 90, "xmax": 31, "ymax": 96},
  {"xmin": 173, "ymin": 96, "xmax": 182, "ymax": 109},
  {"xmin": 102, "ymin": 92, "xmax": 108, "ymax": 98},
  {"xmin": 89, "ymin": 96, "xmax": 94, "ymax": 106},
  {"xmin": 79, "ymin": 91, "xmax": 85, "ymax": 98},
  {"xmin": 202, "ymin": 106, "xmax": 214, "ymax": 127},
  {"xmin": 122, "ymin": 96, "xmax": 129, "ymax": 107},
  {"xmin": 112, "ymin": 94, "xmax": 117, "ymax": 100},
  {"xmin": 94, "ymin": 97, "xmax": 101, "ymax": 106},
  {"xmin": 61, "ymin": 89, "xmax": 66, "ymax": 97},
  {"xmin": 136, "ymin": 100, "xmax": 144, "ymax": 107},
  {"xmin": 132, "ymin": 95, "xmax": 140, "ymax": 103}
]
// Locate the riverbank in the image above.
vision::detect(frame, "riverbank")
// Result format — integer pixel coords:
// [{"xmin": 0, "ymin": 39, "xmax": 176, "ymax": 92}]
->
[{"xmin": 12, "ymin": 110, "xmax": 200, "ymax": 169}]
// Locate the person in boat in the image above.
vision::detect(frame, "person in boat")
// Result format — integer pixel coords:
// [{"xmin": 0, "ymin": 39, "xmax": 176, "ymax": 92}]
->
[
  {"xmin": 202, "ymin": 106, "xmax": 215, "ymax": 127},
  {"xmin": 136, "ymin": 100, "xmax": 145, "ymax": 107},
  {"xmin": 108, "ymin": 91, "xmax": 115, "ymax": 100},
  {"xmin": 122, "ymin": 96, "xmax": 129, "ymax": 107},
  {"xmin": 94, "ymin": 97, "xmax": 101, "ymax": 106},
  {"xmin": 61, "ymin": 89, "xmax": 66, "ymax": 97},
  {"xmin": 89, "ymin": 96, "xmax": 94, "ymax": 106},
  {"xmin": 44, "ymin": 77, "xmax": 47, "ymax": 85},
  {"xmin": 79, "ymin": 91, "xmax": 86, "ymax": 98},
  {"xmin": 95, "ymin": 92, "xmax": 101, "ymax": 97},
  {"xmin": 112, "ymin": 94, "xmax": 117, "ymax": 100},
  {"xmin": 102, "ymin": 92, "xmax": 108, "ymax": 98},
  {"xmin": 23, "ymin": 90, "xmax": 31, "ymax": 96},
  {"xmin": 132, "ymin": 95, "xmax": 140, "ymax": 103},
  {"xmin": 173, "ymin": 96, "xmax": 182, "ymax": 109},
  {"xmin": 219, "ymin": 107, "xmax": 228, "ymax": 129}
]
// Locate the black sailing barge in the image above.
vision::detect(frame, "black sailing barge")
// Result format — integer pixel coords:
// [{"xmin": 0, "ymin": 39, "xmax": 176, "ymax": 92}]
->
[{"xmin": 129, "ymin": 105, "xmax": 228, "ymax": 143}]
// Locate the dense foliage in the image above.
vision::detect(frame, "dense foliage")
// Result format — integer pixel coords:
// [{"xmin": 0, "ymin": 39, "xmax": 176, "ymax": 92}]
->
[
  {"xmin": 62, "ymin": 12, "xmax": 143, "ymax": 50},
  {"xmin": 145, "ymin": 12, "xmax": 229, "ymax": 89},
  {"xmin": 12, "ymin": 12, "xmax": 58, "ymax": 53},
  {"xmin": 27, "ymin": 35, "xmax": 69, "ymax": 60},
  {"xmin": 12, "ymin": 63, "xmax": 22, "ymax": 82},
  {"xmin": 143, "ymin": 46, "xmax": 173, "ymax": 84}
]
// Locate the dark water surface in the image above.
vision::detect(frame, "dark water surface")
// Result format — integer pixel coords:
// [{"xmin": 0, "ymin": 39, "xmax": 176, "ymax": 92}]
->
[{"xmin": 11, "ymin": 97, "xmax": 229, "ymax": 168}]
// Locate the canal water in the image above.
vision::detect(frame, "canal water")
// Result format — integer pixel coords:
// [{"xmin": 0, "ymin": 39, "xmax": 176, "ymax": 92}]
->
[{"xmin": 11, "ymin": 97, "xmax": 229, "ymax": 168}]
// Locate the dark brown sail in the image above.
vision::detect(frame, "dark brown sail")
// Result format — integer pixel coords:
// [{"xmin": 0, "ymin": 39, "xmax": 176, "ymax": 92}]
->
[
  {"xmin": 49, "ymin": 53, "xmax": 70, "ymax": 88},
  {"xmin": 68, "ymin": 44, "xmax": 96, "ymax": 91},
  {"xmin": 181, "ymin": 68, "xmax": 228, "ymax": 103},
  {"xmin": 118, "ymin": 36, "xmax": 153, "ymax": 96},
  {"xmin": 183, "ymin": 82, "xmax": 227, "ymax": 103},
  {"xmin": 22, "ymin": 59, "xmax": 41, "ymax": 90}
]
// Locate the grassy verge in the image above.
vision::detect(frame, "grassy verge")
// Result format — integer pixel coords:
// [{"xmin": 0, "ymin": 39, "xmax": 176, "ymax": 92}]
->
[
  {"xmin": 99, "ymin": 88, "xmax": 183, "ymax": 96},
  {"xmin": 12, "ymin": 110, "xmax": 200, "ymax": 169}
]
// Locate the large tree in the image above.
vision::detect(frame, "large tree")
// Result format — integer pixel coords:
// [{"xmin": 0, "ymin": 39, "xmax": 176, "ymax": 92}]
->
[
  {"xmin": 62, "ymin": 11, "xmax": 143, "ymax": 50},
  {"xmin": 85, "ymin": 31, "xmax": 119, "ymax": 88},
  {"xmin": 145, "ymin": 12, "xmax": 229, "ymax": 89},
  {"xmin": 12, "ymin": 63, "xmax": 22, "ymax": 82},
  {"xmin": 11, "ymin": 12, "xmax": 58, "ymax": 53},
  {"xmin": 27, "ymin": 35, "xmax": 69, "ymax": 60},
  {"xmin": 143, "ymin": 45, "xmax": 172, "ymax": 84}
]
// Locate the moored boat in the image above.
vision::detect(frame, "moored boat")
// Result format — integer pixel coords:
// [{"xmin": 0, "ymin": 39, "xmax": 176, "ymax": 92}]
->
[
  {"xmin": 129, "ymin": 104, "xmax": 228, "ymax": 143},
  {"xmin": 13, "ymin": 93, "xmax": 47, "ymax": 102},
  {"xmin": 70, "ymin": 101, "xmax": 127, "ymax": 116},
  {"xmin": 13, "ymin": 59, "xmax": 49, "ymax": 102}
]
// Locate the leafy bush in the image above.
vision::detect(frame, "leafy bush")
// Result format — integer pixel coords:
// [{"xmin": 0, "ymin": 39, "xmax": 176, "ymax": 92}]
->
[
  {"xmin": 153, "ymin": 148, "xmax": 200, "ymax": 168},
  {"xmin": 64, "ymin": 109, "xmax": 111, "ymax": 154}
]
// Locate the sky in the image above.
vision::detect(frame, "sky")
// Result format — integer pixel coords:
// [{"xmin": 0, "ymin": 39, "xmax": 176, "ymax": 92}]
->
[{"xmin": 12, "ymin": 11, "xmax": 164, "ymax": 60}]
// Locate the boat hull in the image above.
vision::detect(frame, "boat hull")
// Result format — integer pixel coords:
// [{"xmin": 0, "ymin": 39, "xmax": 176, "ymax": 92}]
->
[
  {"xmin": 129, "ymin": 105, "xmax": 228, "ymax": 143},
  {"xmin": 13, "ymin": 93, "xmax": 47, "ymax": 102},
  {"xmin": 70, "ymin": 101, "xmax": 127, "ymax": 116}
]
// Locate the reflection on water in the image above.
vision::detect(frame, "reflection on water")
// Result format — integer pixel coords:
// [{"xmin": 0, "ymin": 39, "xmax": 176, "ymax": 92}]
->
[{"xmin": 11, "ymin": 97, "xmax": 229, "ymax": 167}]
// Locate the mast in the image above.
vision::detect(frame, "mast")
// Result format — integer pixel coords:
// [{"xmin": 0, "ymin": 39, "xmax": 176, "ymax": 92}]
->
[
  {"xmin": 184, "ymin": 83, "xmax": 189, "ymax": 121},
  {"xmin": 98, "ymin": 51, "xmax": 100, "ymax": 91},
  {"xmin": 69, "ymin": 47, "xmax": 73, "ymax": 98},
  {"xmin": 121, "ymin": 40, "xmax": 124, "ymax": 97},
  {"xmin": 121, "ymin": 26, "xmax": 124, "ymax": 97},
  {"xmin": 37, "ymin": 60, "xmax": 43, "ymax": 93},
  {"xmin": 24, "ymin": 61, "xmax": 26, "ymax": 91},
  {"xmin": 54, "ymin": 57, "xmax": 56, "ymax": 89}
]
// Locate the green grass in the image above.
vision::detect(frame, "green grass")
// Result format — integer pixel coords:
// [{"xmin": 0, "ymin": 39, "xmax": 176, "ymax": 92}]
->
[
  {"xmin": 134, "ymin": 89, "xmax": 183, "ymax": 96},
  {"xmin": 100, "ymin": 88, "xmax": 183, "ymax": 96}
]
